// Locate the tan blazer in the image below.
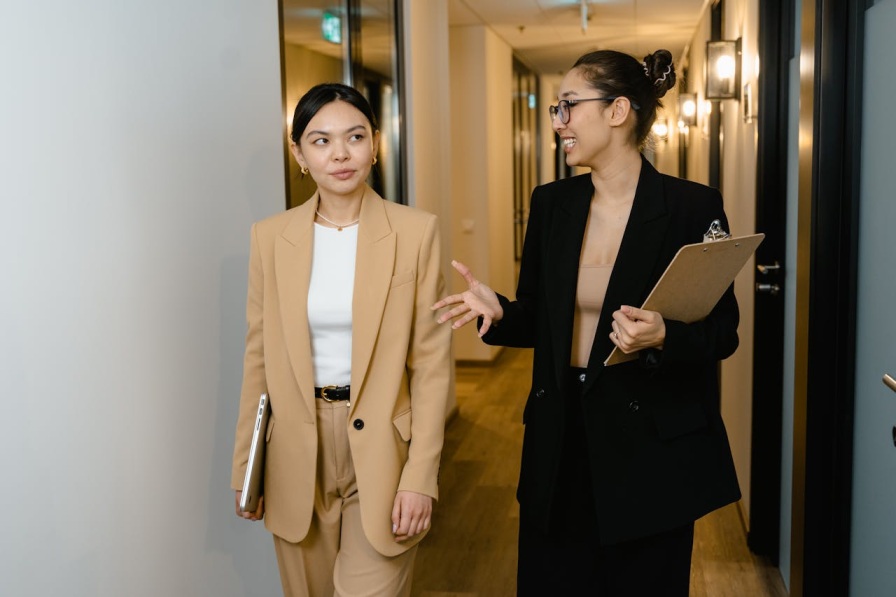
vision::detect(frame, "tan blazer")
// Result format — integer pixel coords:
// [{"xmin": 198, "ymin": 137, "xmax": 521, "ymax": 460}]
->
[{"xmin": 231, "ymin": 187, "xmax": 452, "ymax": 557}]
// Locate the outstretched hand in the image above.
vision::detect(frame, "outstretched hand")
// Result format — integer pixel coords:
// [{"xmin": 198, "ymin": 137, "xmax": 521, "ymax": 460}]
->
[
  {"xmin": 609, "ymin": 305, "xmax": 666, "ymax": 353},
  {"xmin": 431, "ymin": 260, "xmax": 503, "ymax": 337}
]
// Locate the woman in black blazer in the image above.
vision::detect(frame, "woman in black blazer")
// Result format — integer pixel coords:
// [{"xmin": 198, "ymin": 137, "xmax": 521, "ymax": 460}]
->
[{"xmin": 434, "ymin": 49, "xmax": 741, "ymax": 596}]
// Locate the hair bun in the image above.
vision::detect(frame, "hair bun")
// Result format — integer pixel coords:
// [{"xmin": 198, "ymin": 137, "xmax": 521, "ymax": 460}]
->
[{"xmin": 642, "ymin": 49, "xmax": 676, "ymax": 98}]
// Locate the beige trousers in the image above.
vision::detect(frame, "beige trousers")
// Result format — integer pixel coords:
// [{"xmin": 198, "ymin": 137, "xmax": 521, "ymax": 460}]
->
[{"xmin": 272, "ymin": 399, "xmax": 417, "ymax": 597}]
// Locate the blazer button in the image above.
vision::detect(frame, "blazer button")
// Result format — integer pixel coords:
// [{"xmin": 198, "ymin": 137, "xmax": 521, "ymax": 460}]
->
[
  {"xmin": 535, "ymin": 389, "xmax": 545, "ymax": 398},
  {"xmin": 628, "ymin": 401, "xmax": 640, "ymax": 412},
  {"xmin": 353, "ymin": 419, "xmax": 364, "ymax": 430}
]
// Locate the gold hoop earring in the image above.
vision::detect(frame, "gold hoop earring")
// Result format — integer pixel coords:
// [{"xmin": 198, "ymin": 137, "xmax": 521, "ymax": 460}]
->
[
  {"xmin": 372, "ymin": 157, "xmax": 378, "ymax": 165},
  {"xmin": 300, "ymin": 166, "xmax": 308, "ymax": 176}
]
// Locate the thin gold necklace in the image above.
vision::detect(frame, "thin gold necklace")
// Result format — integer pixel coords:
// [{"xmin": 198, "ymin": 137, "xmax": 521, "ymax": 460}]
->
[{"xmin": 315, "ymin": 209, "xmax": 359, "ymax": 231}]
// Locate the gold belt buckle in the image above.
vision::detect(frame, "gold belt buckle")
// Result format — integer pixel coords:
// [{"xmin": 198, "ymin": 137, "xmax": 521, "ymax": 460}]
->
[{"xmin": 320, "ymin": 385, "xmax": 339, "ymax": 402}]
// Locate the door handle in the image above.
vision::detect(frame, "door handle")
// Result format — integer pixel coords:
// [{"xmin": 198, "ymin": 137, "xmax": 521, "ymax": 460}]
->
[
  {"xmin": 756, "ymin": 283, "xmax": 781, "ymax": 296},
  {"xmin": 884, "ymin": 374, "xmax": 896, "ymax": 393}
]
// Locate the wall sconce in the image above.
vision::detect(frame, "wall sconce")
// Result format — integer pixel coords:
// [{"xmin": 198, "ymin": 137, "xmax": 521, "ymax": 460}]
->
[
  {"xmin": 651, "ymin": 117, "xmax": 669, "ymax": 141},
  {"xmin": 678, "ymin": 93, "xmax": 697, "ymax": 127},
  {"xmin": 705, "ymin": 38, "xmax": 741, "ymax": 100}
]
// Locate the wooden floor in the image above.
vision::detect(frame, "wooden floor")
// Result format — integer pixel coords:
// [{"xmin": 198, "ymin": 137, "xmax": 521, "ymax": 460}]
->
[{"xmin": 411, "ymin": 347, "xmax": 788, "ymax": 597}]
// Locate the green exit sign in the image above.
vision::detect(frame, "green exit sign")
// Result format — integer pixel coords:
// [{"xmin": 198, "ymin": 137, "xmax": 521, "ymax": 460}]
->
[{"xmin": 321, "ymin": 10, "xmax": 342, "ymax": 44}]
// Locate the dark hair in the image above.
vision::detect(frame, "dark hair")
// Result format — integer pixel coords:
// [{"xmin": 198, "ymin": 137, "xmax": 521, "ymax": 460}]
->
[
  {"xmin": 289, "ymin": 83, "xmax": 379, "ymax": 144},
  {"xmin": 572, "ymin": 49, "xmax": 676, "ymax": 147}
]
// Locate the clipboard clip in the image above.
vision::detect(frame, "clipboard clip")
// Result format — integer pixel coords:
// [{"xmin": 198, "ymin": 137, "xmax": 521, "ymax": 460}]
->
[{"xmin": 703, "ymin": 219, "xmax": 731, "ymax": 242}]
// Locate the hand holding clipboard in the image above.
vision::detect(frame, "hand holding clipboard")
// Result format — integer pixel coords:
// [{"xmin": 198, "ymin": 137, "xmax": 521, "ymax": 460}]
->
[{"xmin": 605, "ymin": 222, "xmax": 765, "ymax": 366}]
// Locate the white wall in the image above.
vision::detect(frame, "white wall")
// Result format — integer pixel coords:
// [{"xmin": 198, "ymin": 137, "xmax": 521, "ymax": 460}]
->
[{"xmin": 0, "ymin": 1, "xmax": 285, "ymax": 594}]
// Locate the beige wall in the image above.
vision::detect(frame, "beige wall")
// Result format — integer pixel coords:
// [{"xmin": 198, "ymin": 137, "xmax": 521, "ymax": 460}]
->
[
  {"xmin": 663, "ymin": 0, "xmax": 760, "ymax": 526},
  {"xmin": 448, "ymin": 25, "xmax": 516, "ymax": 361},
  {"xmin": 403, "ymin": 0, "xmax": 457, "ymax": 412},
  {"xmin": 685, "ymin": 14, "xmax": 714, "ymax": 188},
  {"xmin": 718, "ymin": 0, "xmax": 760, "ymax": 530},
  {"xmin": 404, "ymin": 0, "xmax": 452, "ymax": 219},
  {"xmin": 649, "ymin": 93, "xmax": 681, "ymax": 176},
  {"xmin": 540, "ymin": 75, "xmax": 562, "ymax": 185}
]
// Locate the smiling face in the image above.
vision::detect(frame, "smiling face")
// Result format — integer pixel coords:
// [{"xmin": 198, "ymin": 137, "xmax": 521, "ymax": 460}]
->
[
  {"xmin": 552, "ymin": 67, "xmax": 637, "ymax": 170},
  {"xmin": 291, "ymin": 99, "xmax": 379, "ymax": 201},
  {"xmin": 552, "ymin": 68, "xmax": 614, "ymax": 170}
]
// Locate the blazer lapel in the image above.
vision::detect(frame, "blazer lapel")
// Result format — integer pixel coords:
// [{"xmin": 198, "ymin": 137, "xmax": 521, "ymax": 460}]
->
[
  {"xmin": 349, "ymin": 187, "xmax": 395, "ymax": 413},
  {"xmin": 546, "ymin": 175, "xmax": 592, "ymax": 391},
  {"xmin": 275, "ymin": 195, "xmax": 317, "ymax": 418},
  {"xmin": 584, "ymin": 158, "xmax": 670, "ymax": 392}
]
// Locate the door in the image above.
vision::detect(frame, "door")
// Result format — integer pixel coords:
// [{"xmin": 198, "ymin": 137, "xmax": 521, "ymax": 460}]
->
[
  {"xmin": 849, "ymin": 1, "xmax": 896, "ymax": 594},
  {"xmin": 748, "ymin": 0, "xmax": 794, "ymax": 562}
]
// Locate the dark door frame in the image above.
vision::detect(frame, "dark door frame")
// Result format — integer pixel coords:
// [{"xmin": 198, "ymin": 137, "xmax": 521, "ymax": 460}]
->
[
  {"xmin": 751, "ymin": 3, "xmax": 868, "ymax": 594},
  {"xmin": 790, "ymin": 0, "xmax": 866, "ymax": 594},
  {"xmin": 748, "ymin": 0, "xmax": 795, "ymax": 564}
]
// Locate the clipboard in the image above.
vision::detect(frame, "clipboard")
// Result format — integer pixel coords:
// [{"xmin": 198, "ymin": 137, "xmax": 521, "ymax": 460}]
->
[
  {"xmin": 604, "ymin": 232, "xmax": 765, "ymax": 366},
  {"xmin": 239, "ymin": 392, "xmax": 270, "ymax": 512}
]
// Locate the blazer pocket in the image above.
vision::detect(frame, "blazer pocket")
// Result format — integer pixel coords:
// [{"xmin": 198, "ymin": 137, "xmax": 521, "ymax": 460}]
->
[
  {"xmin": 392, "ymin": 409, "xmax": 412, "ymax": 442},
  {"xmin": 522, "ymin": 388, "xmax": 545, "ymax": 425},
  {"xmin": 390, "ymin": 270, "xmax": 416, "ymax": 288},
  {"xmin": 652, "ymin": 402, "xmax": 707, "ymax": 440}
]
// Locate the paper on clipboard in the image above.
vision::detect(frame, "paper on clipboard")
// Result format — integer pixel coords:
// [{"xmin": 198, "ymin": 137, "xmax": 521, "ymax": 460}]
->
[{"xmin": 604, "ymin": 232, "xmax": 765, "ymax": 366}]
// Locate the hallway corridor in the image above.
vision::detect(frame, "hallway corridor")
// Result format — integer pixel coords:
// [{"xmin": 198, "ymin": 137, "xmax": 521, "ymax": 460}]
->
[{"xmin": 412, "ymin": 348, "xmax": 787, "ymax": 596}]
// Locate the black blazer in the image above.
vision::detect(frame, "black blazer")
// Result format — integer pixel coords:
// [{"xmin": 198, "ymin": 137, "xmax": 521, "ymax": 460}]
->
[{"xmin": 483, "ymin": 157, "xmax": 742, "ymax": 546}]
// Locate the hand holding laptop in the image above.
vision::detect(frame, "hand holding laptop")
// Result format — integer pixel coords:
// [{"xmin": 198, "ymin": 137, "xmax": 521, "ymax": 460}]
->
[
  {"xmin": 236, "ymin": 392, "xmax": 270, "ymax": 519},
  {"xmin": 235, "ymin": 490, "xmax": 264, "ymax": 520}
]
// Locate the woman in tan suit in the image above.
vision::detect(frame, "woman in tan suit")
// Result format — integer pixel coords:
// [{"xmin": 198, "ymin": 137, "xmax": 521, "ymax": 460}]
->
[{"xmin": 231, "ymin": 83, "xmax": 452, "ymax": 596}]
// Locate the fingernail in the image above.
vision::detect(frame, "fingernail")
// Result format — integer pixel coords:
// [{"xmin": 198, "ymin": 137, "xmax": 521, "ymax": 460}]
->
[{"xmin": 392, "ymin": 524, "xmax": 398, "ymax": 533}]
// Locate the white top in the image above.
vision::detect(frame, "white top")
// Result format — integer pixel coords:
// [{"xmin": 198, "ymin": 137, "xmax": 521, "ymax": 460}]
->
[{"xmin": 307, "ymin": 223, "xmax": 357, "ymax": 386}]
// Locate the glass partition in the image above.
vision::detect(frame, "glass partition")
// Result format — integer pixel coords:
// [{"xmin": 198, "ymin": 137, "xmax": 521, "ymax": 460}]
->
[
  {"xmin": 280, "ymin": 0, "xmax": 404, "ymax": 208},
  {"xmin": 513, "ymin": 58, "xmax": 539, "ymax": 261}
]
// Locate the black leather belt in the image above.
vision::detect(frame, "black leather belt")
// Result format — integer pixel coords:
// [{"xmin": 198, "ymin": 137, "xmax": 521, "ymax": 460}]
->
[{"xmin": 314, "ymin": 385, "xmax": 351, "ymax": 401}]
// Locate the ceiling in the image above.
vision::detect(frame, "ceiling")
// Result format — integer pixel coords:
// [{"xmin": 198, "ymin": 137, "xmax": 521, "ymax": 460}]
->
[
  {"xmin": 282, "ymin": 0, "xmax": 708, "ymax": 77},
  {"xmin": 448, "ymin": 0, "xmax": 708, "ymax": 75}
]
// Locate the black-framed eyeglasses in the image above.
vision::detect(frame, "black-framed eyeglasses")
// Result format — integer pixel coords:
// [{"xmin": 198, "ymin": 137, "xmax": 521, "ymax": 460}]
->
[{"xmin": 548, "ymin": 97, "xmax": 640, "ymax": 124}]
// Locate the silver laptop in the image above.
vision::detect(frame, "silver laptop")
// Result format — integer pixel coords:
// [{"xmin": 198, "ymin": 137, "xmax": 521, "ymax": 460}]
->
[{"xmin": 239, "ymin": 393, "xmax": 270, "ymax": 512}]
